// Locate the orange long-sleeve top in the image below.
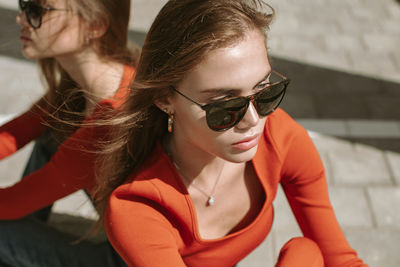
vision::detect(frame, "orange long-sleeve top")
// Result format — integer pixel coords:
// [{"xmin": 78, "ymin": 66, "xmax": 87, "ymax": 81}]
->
[
  {"xmin": 0, "ymin": 65, "xmax": 135, "ymax": 220},
  {"xmin": 106, "ymin": 108, "xmax": 368, "ymax": 267}
]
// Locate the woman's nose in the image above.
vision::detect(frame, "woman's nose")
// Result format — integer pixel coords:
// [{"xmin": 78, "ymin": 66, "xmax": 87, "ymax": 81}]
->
[
  {"xmin": 236, "ymin": 102, "xmax": 259, "ymax": 130},
  {"xmin": 16, "ymin": 11, "xmax": 28, "ymax": 27}
]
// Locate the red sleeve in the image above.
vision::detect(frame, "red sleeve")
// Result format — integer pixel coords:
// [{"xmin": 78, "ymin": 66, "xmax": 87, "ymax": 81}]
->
[
  {"xmin": 106, "ymin": 185, "xmax": 186, "ymax": 267},
  {"xmin": 0, "ymin": 102, "xmax": 115, "ymax": 219},
  {"xmin": 0, "ymin": 66, "xmax": 135, "ymax": 219},
  {"xmin": 0, "ymin": 106, "xmax": 48, "ymax": 159},
  {"xmin": 0, "ymin": 119, "xmax": 100, "ymax": 219},
  {"xmin": 278, "ymin": 124, "xmax": 368, "ymax": 267}
]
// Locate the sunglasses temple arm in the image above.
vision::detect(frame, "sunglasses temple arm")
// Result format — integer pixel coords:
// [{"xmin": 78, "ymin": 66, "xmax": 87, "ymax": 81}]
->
[
  {"xmin": 272, "ymin": 70, "xmax": 288, "ymax": 81},
  {"xmin": 170, "ymin": 86, "xmax": 204, "ymax": 108}
]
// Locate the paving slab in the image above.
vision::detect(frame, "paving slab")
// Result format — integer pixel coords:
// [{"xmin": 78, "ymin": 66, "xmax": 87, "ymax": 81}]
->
[
  {"xmin": 362, "ymin": 34, "xmax": 400, "ymax": 55},
  {"xmin": 238, "ymin": 235, "xmax": 275, "ymax": 267},
  {"xmin": 319, "ymin": 152, "xmax": 333, "ymax": 185},
  {"xmin": 0, "ymin": 0, "xmax": 16, "ymax": 9},
  {"xmin": 298, "ymin": 119, "xmax": 348, "ymax": 137},
  {"xmin": 303, "ymin": 50, "xmax": 353, "ymax": 73},
  {"xmin": 308, "ymin": 132, "xmax": 354, "ymax": 153},
  {"xmin": 385, "ymin": 151, "xmax": 400, "ymax": 185},
  {"xmin": 271, "ymin": 186, "xmax": 301, "ymax": 231},
  {"xmin": 0, "ymin": 56, "xmax": 43, "ymax": 114},
  {"xmin": 328, "ymin": 147, "xmax": 393, "ymax": 185},
  {"xmin": 344, "ymin": 229, "xmax": 400, "ymax": 267},
  {"xmin": 348, "ymin": 51, "xmax": 399, "ymax": 79},
  {"xmin": 314, "ymin": 94, "xmax": 370, "ymax": 119},
  {"xmin": 342, "ymin": 138, "xmax": 400, "ymax": 155},
  {"xmin": 322, "ymin": 34, "xmax": 366, "ymax": 53},
  {"xmin": 365, "ymin": 96, "xmax": 400, "ymax": 120},
  {"xmin": 347, "ymin": 120, "xmax": 400, "ymax": 138},
  {"xmin": 268, "ymin": 0, "xmax": 400, "ymax": 83},
  {"xmin": 0, "ymin": 143, "xmax": 33, "ymax": 186},
  {"xmin": 271, "ymin": 229, "xmax": 305, "ymax": 260},
  {"xmin": 279, "ymin": 93, "xmax": 317, "ymax": 118},
  {"xmin": 298, "ymin": 120, "xmax": 400, "ymax": 139},
  {"xmin": 328, "ymin": 187, "xmax": 373, "ymax": 228},
  {"xmin": 129, "ymin": 0, "xmax": 167, "ymax": 32},
  {"xmin": 367, "ymin": 186, "xmax": 400, "ymax": 229},
  {"xmin": 51, "ymin": 190, "xmax": 98, "ymax": 220}
]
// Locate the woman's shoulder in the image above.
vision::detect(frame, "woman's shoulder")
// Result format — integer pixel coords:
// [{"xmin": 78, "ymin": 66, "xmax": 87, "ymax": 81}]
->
[
  {"xmin": 256, "ymin": 108, "xmax": 312, "ymax": 163},
  {"xmin": 92, "ymin": 64, "xmax": 137, "ymax": 114},
  {"xmin": 264, "ymin": 108, "xmax": 308, "ymax": 143},
  {"xmin": 267, "ymin": 108, "xmax": 304, "ymax": 132},
  {"xmin": 120, "ymin": 64, "xmax": 137, "ymax": 91}
]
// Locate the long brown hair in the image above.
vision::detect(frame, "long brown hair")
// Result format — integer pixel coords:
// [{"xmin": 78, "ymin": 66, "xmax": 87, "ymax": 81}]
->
[
  {"xmin": 38, "ymin": 0, "xmax": 138, "ymax": 141},
  {"xmin": 95, "ymin": 0, "xmax": 274, "ymax": 219}
]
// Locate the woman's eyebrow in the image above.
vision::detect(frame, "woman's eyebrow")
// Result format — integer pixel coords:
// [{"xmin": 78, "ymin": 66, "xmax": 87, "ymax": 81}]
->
[
  {"xmin": 200, "ymin": 88, "xmax": 240, "ymax": 95},
  {"xmin": 199, "ymin": 71, "xmax": 272, "ymax": 95}
]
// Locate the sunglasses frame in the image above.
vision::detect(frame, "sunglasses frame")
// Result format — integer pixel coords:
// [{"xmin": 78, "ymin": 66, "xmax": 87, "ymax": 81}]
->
[
  {"xmin": 171, "ymin": 70, "xmax": 290, "ymax": 131},
  {"xmin": 19, "ymin": 0, "xmax": 69, "ymax": 29}
]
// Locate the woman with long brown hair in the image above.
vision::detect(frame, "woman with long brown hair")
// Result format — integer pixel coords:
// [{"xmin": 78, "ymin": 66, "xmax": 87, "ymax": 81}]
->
[
  {"xmin": 99, "ymin": 0, "xmax": 368, "ymax": 266},
  {"xmin": 0, "ymin": 0, "xmax": 137, "ymax": 266}
]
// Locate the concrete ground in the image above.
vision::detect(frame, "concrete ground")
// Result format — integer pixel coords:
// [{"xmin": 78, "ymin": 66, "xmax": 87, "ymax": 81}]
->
[{"xmin": 0, "ymin": 0, "xmax": 399, "ymax": 266}]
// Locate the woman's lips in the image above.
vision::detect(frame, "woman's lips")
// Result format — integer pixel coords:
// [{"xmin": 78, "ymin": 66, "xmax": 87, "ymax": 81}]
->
[
  {"xmin": 232, "ymin": 135, "xmax": 260, "ymax": 150},
  {"xmin": 20, "ymin": 32, "xmax": 32, "ymax": 43},
  {"xmin": 20, "ymin": 36, "xmax": 32, "ymax": 43}
]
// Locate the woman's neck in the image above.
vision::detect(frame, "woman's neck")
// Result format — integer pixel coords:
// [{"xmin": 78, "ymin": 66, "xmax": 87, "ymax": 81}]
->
[
  {"xmin": 56, "ymin": 49, "xmax": 124, "ymax": 114},
  {"xmin": 166, "ymin": 135, "xmax": 228, "ymax": 187}
]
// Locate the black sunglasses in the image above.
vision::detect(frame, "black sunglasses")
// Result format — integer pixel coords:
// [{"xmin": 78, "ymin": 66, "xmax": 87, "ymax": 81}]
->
[
  {"xmin": 171, "ymin": 70, "xmax": 290, "ymax": 131},
  {"xmin": 19, "ymin": 0, "xmax": 68, "ymax": 29}
]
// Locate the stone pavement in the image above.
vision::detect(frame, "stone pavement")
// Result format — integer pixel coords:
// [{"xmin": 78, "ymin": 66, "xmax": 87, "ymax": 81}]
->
[{"xmin": 0, "ymin": 0, "xmax": 399, "ymax": 266}]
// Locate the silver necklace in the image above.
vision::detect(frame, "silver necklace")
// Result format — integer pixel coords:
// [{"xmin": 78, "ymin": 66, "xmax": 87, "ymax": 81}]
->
[{"xmin": 172, "ymin": 161, "xmax": 223, "ymax": 207}]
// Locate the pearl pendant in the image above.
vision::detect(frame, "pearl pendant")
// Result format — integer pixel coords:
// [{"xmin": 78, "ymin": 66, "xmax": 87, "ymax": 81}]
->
[{"xmin": 207, "ymin": 196, "xmax": 215, "ymax": 206}]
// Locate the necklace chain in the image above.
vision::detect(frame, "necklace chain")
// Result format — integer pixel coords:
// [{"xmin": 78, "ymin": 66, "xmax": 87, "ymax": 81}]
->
[{"xmin": 172, "ymin": 161, "xmax": 223, "ymax": 207}]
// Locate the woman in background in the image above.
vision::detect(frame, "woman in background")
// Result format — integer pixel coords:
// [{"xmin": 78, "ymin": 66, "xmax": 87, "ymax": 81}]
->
[
  {"xmin": 98, "ymin": 0, "xmax": 368, "ymax": 266},
  {"xmin": 0, "ymin": 0, "xmax": 137, "ymax": 266}
]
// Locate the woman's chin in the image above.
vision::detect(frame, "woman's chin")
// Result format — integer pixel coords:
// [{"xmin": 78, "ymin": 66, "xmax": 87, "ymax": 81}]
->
[
  {"xmin": 225, "ymin": 145, "xmax": 259, "ymax": 163},
  {"xmin": 21, "ymin": 48, "xmax": 41, "ymax": 60}
]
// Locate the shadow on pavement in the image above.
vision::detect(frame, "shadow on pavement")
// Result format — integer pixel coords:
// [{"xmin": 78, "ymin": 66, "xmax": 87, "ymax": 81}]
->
[
  {"xmin": 272, "ymin": 57, "xmax": 400, "ymax": 154},
  {"xmin": 0, "ymin": 7, "xmax": 24, "ymax": 60},
  {"xmin": 1, "ymin": 6, "xmax": 399, "ymax": 153}
]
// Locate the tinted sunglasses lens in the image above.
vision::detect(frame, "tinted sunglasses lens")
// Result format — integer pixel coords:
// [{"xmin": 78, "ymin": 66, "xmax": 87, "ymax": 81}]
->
[
  {"xmin": 256, "ymin": 82, "xmax": 287, "ymax": 116},
  {"xmin": 21, "ymin": 1, "xmax": 43, "ymax": 28},
  {"xmin": 206, "ymin": 97, "xmax": 248, "ymax": 131},
  {"xmin": 19, "ymin": 0, "xmax": 26, "ymax": 9}
]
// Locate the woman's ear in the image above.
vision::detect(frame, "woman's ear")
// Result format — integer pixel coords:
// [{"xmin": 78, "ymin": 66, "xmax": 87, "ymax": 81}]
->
[
  {"xmin": 85, "ymin": 19, "xmax": 108, "ymax": 41},
  {"xmin": 90, "ymin": 21, "xmax": 108, "ymax": 39},
  {"xmin": 154, "ymin": 96, "xmax": 175, "ymax": 115},
  {"xmin": 82, "ymin": 20, "xmax": 108, "ymax": 45}
]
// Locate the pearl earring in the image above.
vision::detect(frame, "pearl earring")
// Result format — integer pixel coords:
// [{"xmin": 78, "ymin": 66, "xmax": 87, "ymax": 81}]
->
[{"xmin": 167, "ymin": 113, "xmax": 174, "ymax": 133}]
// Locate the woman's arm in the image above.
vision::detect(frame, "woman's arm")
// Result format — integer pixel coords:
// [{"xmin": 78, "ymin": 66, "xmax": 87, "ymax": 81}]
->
[
  {"xmin": 106, "ymin": 187, "xmax": 186, "ymax": 267},
  {"xmin": 0, "ymin": 105, "xmax": 48, "ymax": 159},
  {"xmin": 280, "ymin": 126, "xmax": 368, "ymax": 267},
  {"xmin": 0, "ymin": 100, "xmax": 117, "ymax": 219},
  {"xmin": 0, "ymin": 119, "xmax": 99, "ymax": 219}
]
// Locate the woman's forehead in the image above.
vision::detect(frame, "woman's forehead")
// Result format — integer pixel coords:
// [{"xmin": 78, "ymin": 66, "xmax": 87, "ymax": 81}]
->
[
  {"xmin": 46, "ymin": 0, "xmax": 67, "ymax": 6},
  {"xmin": 179, "ymin": 29, "xmax": 270, "ymax": 93}
]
